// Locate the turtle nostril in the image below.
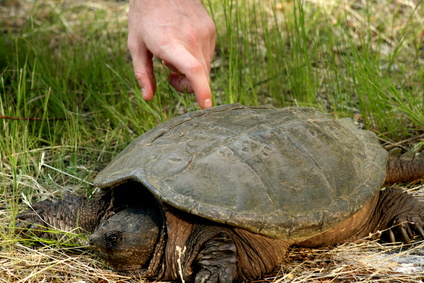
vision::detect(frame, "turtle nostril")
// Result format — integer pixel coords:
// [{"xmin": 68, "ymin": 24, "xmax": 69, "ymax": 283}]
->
[{"xmin": 89, "ymin": 232, "xmax": 101, "ymax": 247}]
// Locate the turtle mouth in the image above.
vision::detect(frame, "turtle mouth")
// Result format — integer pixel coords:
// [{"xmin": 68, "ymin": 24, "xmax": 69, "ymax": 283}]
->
[
  {"xmin": 96, "ymin": 251, "xmax": 144, "ymax": 271},
  {"xmin": 89, "ymin": 230, "xmax": 150, "ymax": 259},
  {"xmin": 90, "ymin": 238, "xmax": 151, "ymax": 272}
]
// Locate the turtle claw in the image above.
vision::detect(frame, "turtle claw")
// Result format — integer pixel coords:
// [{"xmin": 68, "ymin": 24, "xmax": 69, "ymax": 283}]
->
[
  {"xmin": 415, "ymin": 223, "xmax": 424, "ymax": 239},
  {"xmin": 399, "ymin": 224, "xmax": 411, "ymax": 244},
  {"xmin": 387, "ymin": 216, "xmax": 424, "ymax": 244},
  {"xmin": 388, "ymin": 229, "xmax": 396, "ymax": 243}
]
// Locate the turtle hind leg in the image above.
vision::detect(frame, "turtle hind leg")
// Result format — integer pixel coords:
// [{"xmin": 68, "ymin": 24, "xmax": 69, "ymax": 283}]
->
[
  {"xmin": 374, "ymin": 187, "xmax": 424, "ymax": 244},
  {"xmin": 16, "ymin": 193, "xmax": 110, "ymax": 240}
]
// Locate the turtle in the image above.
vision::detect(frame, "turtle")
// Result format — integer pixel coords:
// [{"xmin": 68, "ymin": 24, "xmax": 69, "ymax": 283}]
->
[{"xmin": 17, "ymin": 103, "xmax": 424, "ymax": 282}]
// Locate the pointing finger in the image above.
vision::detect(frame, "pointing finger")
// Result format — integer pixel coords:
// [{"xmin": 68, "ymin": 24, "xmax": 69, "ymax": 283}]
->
[{"xmin": 159, "ymin": 44, "xmax": 212, "ymax": 108}]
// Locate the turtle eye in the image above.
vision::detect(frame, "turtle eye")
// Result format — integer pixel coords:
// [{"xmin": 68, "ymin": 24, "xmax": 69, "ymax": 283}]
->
[{"xmin": 104, "ymin": 230, "xmax": 122, "ymax": 248}]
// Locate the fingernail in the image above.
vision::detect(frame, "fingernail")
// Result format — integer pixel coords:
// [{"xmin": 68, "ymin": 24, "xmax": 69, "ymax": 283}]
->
[
  {"xmin": 141, "ymin": 88, "xmax": 147, "ymax": 100},
  {"xmin": 204, "ymin": 98, "xmax": 212, "ymax": 108}
]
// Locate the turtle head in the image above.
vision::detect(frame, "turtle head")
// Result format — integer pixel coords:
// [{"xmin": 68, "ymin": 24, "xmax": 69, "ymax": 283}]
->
[{"xmin": 89, "ymin": 206, "xmax": 162, "ymax": 272}]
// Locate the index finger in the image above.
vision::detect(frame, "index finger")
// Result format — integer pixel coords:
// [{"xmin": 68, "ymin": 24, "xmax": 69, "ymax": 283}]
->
[{"xmin": 159, "ymin": 45, "xmax": 212, "ymax": 108}]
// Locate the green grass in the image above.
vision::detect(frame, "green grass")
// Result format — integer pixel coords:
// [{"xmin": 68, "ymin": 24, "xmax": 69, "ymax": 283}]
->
[
  {"xmin": 1, "ymin": 0, "xmax": 424, "ymax": 281},
  {"xmin": 210, "ymin": 0, "xmax": 424, "ymax": 134}
]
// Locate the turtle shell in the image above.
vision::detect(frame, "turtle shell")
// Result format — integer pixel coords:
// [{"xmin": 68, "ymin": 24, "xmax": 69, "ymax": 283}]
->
[{"xmin": 94, "ymin": 103, "xmax": 387, "ymax": 240}]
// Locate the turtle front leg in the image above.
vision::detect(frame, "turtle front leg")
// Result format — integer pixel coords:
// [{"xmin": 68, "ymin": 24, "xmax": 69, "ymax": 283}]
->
[
  {"xmin": 374, "ymin": 187, "xmax": 424, "ymax": 244},
  {"xmin": 17, "ymin": 194, "xmax": 109, "ymax": 240},
  {"xmin": 194, "ymin": 232, "xmax": 237, "ymax": 283}
]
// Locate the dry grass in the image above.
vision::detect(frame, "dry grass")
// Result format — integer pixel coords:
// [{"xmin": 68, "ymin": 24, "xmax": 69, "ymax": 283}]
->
[
  {"xmin": 276, "ymin": 240, "xmax": 424, "ymax": 282},
  {"xmin": 1, "ymin": 241, "xmax": 423, "ymax": 283},
  {"xmin": 0, "ymin": 243, "xmax": 132, "ymax": 282}
]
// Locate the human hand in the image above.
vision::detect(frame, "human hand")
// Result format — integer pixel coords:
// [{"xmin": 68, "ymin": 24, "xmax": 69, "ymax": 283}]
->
[{"xmin": 127, "ymin": 0, "xmax": 216, "ymax": 109}]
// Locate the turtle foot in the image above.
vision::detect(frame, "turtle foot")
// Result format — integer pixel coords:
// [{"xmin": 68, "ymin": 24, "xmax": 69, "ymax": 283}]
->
[
  {"xmin": 377, "ymin": 187, "xmax": 424, "ymax": 244},
  {"xmin": 386, "ymin": 215, "xmax": 424, "ymax": 244}
]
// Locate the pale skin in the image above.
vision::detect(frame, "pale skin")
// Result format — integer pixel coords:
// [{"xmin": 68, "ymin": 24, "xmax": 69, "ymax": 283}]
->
[{"xmin": 127, "ymin": 0, "xmax": 216, "ymax": 109}]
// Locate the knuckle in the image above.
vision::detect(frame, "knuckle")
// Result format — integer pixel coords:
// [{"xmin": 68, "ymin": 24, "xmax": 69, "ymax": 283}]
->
[
  {"xmin": 127, "ymin": 38, "xmax": 138, "ymax": 53},
  {"xmin": 186, "ymin": 61, "xmax": 204, "ymax": 74},
  {"xmin": 206, "ymin": 20, "xmax": 216, "ymax": 35},
  {"xmin": 134, "ymin": 71, "xmax": 147, "ymax": 83}
]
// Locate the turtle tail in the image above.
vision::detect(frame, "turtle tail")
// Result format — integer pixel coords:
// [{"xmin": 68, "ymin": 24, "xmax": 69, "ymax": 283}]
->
[
  {"xmin": 384, "ymin": 149, "xmax": 424, "ymax": 185},
  {"xmin": 16, "ymin": 193, "xmax": 110, "ymax": 240}
]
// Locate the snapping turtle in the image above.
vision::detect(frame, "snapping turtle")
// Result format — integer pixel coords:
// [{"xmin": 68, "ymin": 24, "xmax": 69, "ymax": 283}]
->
[{"xmin": 18, "ymin": 104, "xmax": 424, "ymax": 282}]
